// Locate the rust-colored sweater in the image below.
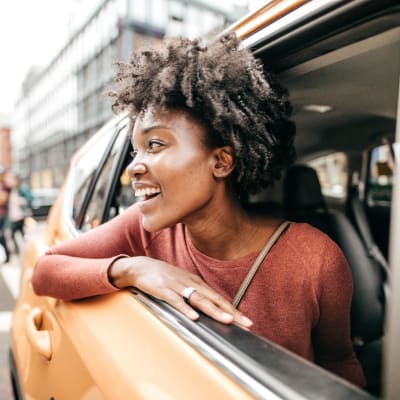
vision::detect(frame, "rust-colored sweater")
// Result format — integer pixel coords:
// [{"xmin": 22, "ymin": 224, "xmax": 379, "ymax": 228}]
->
[{"xmin": 32, "ymin": 204, "xmax": 365, "ymax": 387}]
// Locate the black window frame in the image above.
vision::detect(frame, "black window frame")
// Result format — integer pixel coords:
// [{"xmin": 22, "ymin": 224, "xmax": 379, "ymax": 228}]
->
[
  {"xmin": 101, "ymin": 134, "xmax": 134, "ymax": 223},
  {"xmin": 79, "ymin": 123, "xmax": 132, "ymax": 231},
  {"xmin": 73, "ymin": 122, "xmax": 133, "ymax": 230}
]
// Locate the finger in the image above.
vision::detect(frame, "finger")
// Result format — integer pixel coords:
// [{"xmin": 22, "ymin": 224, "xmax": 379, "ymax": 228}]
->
[
  {"xmin": 188, "ymin": 291, "xmax": 235, "ymax": 324},
  {"xmin": 189, "ymin": 281, "xmax": 235, "ymax": 314},
  {"xmin": 162, "ymin": 289, "xmax": 200, "ymax": 320},
  {"xmin": 190, "ymin": 284, "xmax": 253, "ymax": 328},
  {"xmin": 232, "ymin": 312, "xmax": 253, "ymax": 328}
]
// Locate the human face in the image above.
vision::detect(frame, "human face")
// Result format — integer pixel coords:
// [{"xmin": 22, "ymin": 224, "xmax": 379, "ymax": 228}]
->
[{"xmin": 127, "ymin": 108, "xmax": 220, "ymax": 232}]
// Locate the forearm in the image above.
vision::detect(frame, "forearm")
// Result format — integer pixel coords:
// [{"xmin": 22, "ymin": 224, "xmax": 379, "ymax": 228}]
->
[
  {"xmin": 31, "ymin": 206, "xmax": 147, "ymax": 300},
  {"xmin": 31, "ymin": 253, "xmax": 123, "ymax": 300}
]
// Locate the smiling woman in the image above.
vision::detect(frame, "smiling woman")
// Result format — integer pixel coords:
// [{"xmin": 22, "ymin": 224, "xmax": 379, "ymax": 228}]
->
[
  {"xmin": 128, "ymin": 108, "xmax": 226, "ymax": 233},
  {"xmin": 31, "ymin": 33, "xmax": 365, "ymax": 387}
]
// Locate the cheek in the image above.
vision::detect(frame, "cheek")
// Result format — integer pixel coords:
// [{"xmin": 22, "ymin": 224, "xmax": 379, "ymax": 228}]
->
[{"xmin": 170, "ymin": 156, "xmax": 213, "ymax": 186}]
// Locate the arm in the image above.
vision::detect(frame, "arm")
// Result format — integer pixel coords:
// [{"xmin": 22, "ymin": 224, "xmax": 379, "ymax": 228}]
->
[
  {"xmin": 312, "ymin": 242, "xmax": 366, "ymax": 387},
  {"xmin": 31, "ymin": 205, "xmax": 145, "ymax": 300},
  {"xmin": 31, "ymin": 205, "xmax": 252, "ymax": 328}
]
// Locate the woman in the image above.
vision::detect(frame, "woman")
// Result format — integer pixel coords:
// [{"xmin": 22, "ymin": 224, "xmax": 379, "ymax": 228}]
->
[
  {"xmin": 7, "ymin": 174, "xmax": 29, "ymax": 254},
  {"xmin": 32, "ymin": 34, "xmax": 365, "ymax": 386}
]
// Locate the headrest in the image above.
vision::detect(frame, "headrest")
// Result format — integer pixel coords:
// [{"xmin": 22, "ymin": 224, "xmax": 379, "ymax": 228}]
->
[{"xmin": 283, "ymin": 165, "xmax": 326, "ymax": 211}]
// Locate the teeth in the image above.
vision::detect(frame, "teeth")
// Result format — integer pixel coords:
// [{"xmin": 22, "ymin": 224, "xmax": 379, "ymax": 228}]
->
[{"xmin": 135, "ymin": 187, "xmax": 161, "ymax": 197}]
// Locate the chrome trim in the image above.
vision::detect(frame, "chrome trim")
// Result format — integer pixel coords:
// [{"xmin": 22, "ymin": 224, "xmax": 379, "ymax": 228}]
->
[
  {"xmin": 241, "ymin": 0, "xmax": 344, "ymax": 49},
  {"xmin": 134, "ymin": 292, "xmax": 310, "ymax": 400},
  {"xmin": 223, "ymin": 0, "xmax": 308, "ymax": 40}
]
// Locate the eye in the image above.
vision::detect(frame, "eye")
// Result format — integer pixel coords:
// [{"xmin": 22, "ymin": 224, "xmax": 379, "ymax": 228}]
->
[
  {"xmin": 130, "ymin": 150, "xmax": 137, "ymax": 159},
  {"xmin": 148, "ymin": 140, "xmax": 163, "ymax": 151}
]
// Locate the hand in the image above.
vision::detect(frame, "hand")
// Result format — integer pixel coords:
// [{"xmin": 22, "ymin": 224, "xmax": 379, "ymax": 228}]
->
[{"xmin": 109, "ymin": 256, "xmax": 253, "ymax": 329}]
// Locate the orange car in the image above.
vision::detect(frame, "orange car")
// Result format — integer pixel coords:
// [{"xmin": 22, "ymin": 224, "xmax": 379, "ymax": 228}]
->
[{"xmin": 9, "ymin": 1, "xmax": 400, "ymax": 399}]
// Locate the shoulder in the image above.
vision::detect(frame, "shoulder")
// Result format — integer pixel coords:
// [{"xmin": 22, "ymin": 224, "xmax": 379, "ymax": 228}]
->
[
  {"xmin": 284, "ymin": 222, "xmax": 350, "ymax": 275},
  {"xmin": 286, "ymin": 222, "xmax": 340, "ymax": 254}
]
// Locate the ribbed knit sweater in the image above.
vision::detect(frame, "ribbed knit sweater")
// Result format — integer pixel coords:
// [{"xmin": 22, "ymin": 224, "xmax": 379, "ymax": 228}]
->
[{"xmin": 32, "ymin": 204, "xmax": 365, "ymax": 387}]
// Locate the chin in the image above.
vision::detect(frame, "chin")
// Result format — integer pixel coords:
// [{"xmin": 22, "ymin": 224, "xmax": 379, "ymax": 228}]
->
[
  {"xmin": 140, "ymin": 216, "xmax": 157, "ymax": 232},
  {"xmin": 140, "ymin": 215, "xmax": 171, "ymax": 233}
]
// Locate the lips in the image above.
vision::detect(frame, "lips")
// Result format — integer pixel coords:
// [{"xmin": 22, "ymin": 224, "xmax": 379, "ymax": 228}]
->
[
  {"xmin": 134, "ymin": 187, "xmax": 161, "ymax": 197},
  {"xmin": 133, "ymin": 185, "xmax": 161, "ymax": 204}
]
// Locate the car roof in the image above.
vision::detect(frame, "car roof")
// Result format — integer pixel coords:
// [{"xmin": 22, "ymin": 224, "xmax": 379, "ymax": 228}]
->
[{"xmin": 228, "ymin": 0, "xmax": 399, "ymax": 159}]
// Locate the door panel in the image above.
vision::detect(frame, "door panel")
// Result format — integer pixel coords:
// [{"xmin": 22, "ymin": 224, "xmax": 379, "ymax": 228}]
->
[{"xmin": 11, "ymin": 283, "xmax": 105, "ymax": 400}]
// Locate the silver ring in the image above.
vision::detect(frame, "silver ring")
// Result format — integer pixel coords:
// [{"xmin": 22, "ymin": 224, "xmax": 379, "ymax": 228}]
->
[{"xmin": 182, "ymin": 287, "xmax": 197, "ymax": 301}]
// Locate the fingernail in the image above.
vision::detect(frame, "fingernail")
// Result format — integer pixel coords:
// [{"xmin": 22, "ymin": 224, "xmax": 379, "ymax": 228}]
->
[
  {"xmin": 240, "ymin": 316, "xmax": 253, "ymax": 326},
  {"xmin": 221, "ymin": 312, "xmax": 234, "ymax": 322},
  {"xmin": 189, "ymin": 310, "xmax": 199, "ymax": 319}
]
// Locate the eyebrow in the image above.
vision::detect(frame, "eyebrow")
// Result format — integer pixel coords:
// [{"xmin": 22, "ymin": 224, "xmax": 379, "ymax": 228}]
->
[
  {"xmin": 142, "ymin": 124, "xmax": 170, "ymax": 134},
  {"xmin": 129, "ymin": 124, "xmax": 170, "ymax": 147}
]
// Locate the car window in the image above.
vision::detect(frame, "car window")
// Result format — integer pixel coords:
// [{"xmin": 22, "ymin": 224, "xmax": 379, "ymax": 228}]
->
[
  {"xmin": 366, "ymin": 143, "xmax": 396, "ymax": 207},
  {"xmin": 117, "ymin": 164, "xmax": 134, "ymax": 214},
  {"xmin": 307, "ymin": 152, "xmax": 348, "ymax": 201},
  {"xmin": 80, "ymin": 125, "xmax": 128, "ymax": 232},
  {"xmin": 104, "ymin": 140, "xmax": 137, "ymax": 221},
  {"xmin": 71, "ymin": 127, "xmax": 117, "ymax": 226}
]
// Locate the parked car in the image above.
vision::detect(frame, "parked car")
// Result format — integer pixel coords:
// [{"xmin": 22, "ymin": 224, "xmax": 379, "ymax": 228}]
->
[
  {"xmin": 30, "ymin": 188, "xmax": 59, "ymax": 218},
  {"xmin": 9, "ymin": 1, "xmax": 399, "ymax": 399}
]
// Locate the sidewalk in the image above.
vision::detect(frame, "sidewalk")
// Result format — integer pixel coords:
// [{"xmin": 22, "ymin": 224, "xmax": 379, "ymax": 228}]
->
[
  {"xmin": 0, "ymin": 221, "xmax": 44, "ymax": 400},
  {"xmin": 0, "ymin": 255, "xmax": 20, "ymax": 333},
  {"xmin": 0, "ymin": 218, "xmax": 46, "ymax": 332},
  {"xmin": 0, "ymin": 254, "xmax": 19, "ymax": 400}
]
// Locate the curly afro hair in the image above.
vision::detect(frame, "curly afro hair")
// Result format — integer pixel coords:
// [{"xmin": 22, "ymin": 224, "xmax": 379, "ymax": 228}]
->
[{"xmin": 107, "ymin": 32, "xmax": 296, "ymax": 198}]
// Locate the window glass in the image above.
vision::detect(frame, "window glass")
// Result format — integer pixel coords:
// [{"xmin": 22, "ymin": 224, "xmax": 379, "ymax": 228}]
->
[
  {"xmin": 81, "ymin": 125, "xmax": 129, "ymax": 232},
  {"xmin": 70, "ymin": 127, "xmax": 116, "ymax": 225},
  {"xmin": 106, "ymin": 141, "xmax": 137, "ymax": 221},
  {"xmin": 117, "ymin": 151, "xmax": 135, "ymax": 214},
  {"xmin": 307, "ymin": 152, "xmax": 348, "ymax": 200},
  {"xmin": 366, "ymin": 143, "xmax": 396, "ymax": 206}
]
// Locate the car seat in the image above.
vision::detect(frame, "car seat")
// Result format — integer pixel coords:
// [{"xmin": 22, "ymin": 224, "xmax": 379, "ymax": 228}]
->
[
  {"xmin": 347, "ymin": 181, "xmax": 390, "ymax": 278},
  {"xmin": 282, "ymin": 164, "xmax": 386, "ymax": 395}
]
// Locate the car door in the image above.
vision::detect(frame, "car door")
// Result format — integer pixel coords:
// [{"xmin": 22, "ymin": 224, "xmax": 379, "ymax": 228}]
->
[{"xmin": 10, "ymin": 119, "xmax": 124, "ymax": 399}]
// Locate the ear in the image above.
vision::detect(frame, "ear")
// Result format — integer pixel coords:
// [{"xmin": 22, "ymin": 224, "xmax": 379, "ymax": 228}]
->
[{"xmin": 212, "ymin": 146, "xmax": 235, "ymax": 178}]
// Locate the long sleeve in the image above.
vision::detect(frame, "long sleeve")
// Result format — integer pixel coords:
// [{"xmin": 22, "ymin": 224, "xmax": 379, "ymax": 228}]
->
[
  {"xmin": 31, "ymin": 204, "xmax": 148, "ymax": 300},
  {"xmin": 312, "ymin": 240, "xmax": 366, "ymax": 387}
]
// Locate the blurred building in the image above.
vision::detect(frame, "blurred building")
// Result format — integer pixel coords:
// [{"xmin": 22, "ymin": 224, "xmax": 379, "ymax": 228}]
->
[
  {"xmin": 0, "ymin": 113, "xmax": 11, "ymax": 170},
  {"xmin": 11, "ymin": 0, "xmax": 247, "ymax": 189}
]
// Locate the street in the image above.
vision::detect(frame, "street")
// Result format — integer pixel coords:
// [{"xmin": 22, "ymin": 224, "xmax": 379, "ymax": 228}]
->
[
  {"xmin": 0, "ymin": 219, "xmax": 45, "ymax": 400},
  {"xmin": 0, "ymin": 256, "xmax": 20, "ymax": 400}
]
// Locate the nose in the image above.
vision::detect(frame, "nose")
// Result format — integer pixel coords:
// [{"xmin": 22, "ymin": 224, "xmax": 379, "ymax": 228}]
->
[{"xmin": 126, "ymin": 158, "xmax": 147, "ymax": 179}]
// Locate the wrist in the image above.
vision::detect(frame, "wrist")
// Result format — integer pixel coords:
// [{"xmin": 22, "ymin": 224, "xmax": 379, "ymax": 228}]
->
[{"xmin": 107, "ymin": 257, "xmax": 144, "ymax": 289}]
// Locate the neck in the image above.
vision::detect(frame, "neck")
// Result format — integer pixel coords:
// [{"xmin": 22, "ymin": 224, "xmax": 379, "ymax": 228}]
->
[{"xmin": 184, "ymin": 195, "xmax": 279, "ymax": 260}]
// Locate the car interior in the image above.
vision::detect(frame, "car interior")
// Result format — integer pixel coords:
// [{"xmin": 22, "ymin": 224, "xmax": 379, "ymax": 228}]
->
[
  {"xmin": 245, "ymin": 10, "xmax": 399, "ymax": 396},
  {"xmin": 71, "ymin": 4, "xmax": 399, "ymax": 398}
]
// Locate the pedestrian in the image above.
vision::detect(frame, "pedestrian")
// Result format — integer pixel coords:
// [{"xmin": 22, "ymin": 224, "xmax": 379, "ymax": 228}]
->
[
  {"xmin": 7, "ymin": 174, "xmax": 29, "ymax": 254},
  {"xmin": 0, "ymin": 166, "xmax": 11, "ymax": 264},
  {"xmin": 31, "ymin": 33, "xmax": 365, "ymax": 387}
]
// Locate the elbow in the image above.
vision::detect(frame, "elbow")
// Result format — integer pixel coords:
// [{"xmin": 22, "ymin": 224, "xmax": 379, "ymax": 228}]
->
[
  {"xmin": 30, "ymin": 256, "xmax": 48, "ymax": 296},
  {"xmin": 30, "ymin": 255, "xmax": 76, "ymax": 301}
]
